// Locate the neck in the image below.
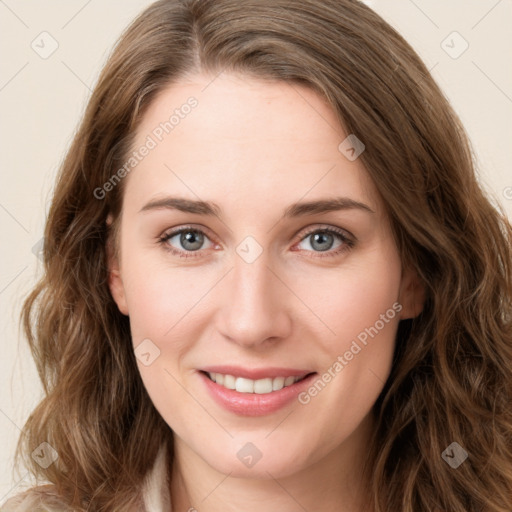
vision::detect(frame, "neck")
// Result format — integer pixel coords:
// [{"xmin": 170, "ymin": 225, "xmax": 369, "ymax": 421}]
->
[{"xmin": 170, "ymin": 412, "xmax": 375, "ymax": 512}]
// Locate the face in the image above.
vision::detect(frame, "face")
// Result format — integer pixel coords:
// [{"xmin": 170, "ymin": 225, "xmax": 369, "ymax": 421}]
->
[{"xmin": 108, "ymin": 72, "xmax": 423, "ymax": 479}]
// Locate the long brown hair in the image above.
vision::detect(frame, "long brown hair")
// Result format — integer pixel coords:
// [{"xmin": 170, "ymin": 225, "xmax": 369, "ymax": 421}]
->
[{"xmin": 11, "ymin": 0, "xmax": 512, "ymax": 510}]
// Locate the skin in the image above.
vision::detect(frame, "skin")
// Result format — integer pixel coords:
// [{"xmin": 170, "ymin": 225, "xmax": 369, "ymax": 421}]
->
[{"xmin": 108, "ymin": 72, "xmax": 424, "ymax": 512}]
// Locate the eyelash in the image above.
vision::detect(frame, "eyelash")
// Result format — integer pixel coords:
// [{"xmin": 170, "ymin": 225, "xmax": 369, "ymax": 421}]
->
[{"xmin": 157, "ymin": 225, "xmax": 355, "ymax": 259}]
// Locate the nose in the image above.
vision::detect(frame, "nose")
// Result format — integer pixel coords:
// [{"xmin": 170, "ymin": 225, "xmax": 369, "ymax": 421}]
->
[{"xmin": 215, "ymin": 251, "xmax": 292, "ymax": 350}]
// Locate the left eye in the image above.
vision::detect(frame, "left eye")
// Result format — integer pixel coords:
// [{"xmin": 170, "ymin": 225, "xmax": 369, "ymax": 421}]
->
[{"xmin": 296, "ymin": 229, "xmax": 346, "ymax": 253}]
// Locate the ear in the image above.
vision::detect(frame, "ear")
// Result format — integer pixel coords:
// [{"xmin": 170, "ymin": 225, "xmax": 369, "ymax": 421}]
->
[
  {"xmin": 106, "ymin": 214, "xmax": 129, "ymax": 316},
  {"xmin": 398, "ymin": 265, "xmax": 425, "ymax": 320}
]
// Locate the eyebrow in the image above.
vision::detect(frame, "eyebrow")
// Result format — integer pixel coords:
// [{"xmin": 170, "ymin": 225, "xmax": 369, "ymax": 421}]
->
[{"xmin": 139, "ymin": 196, "xmax": 375, "ymax": 217}]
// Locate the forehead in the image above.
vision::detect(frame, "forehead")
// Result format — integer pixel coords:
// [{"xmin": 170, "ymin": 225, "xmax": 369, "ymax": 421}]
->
[{"xmin": 124, "ymin": 72, "xmax": 380, "ymax": 215}]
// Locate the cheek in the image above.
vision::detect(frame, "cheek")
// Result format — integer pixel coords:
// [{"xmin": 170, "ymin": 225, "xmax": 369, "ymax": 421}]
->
[
  {"xmin": 122, "ymin": 260, "xmax": 206, "ymax": 425},
  {"xmin": 122, "ymin": 251, "xmax": 210, "ymax": 343},
  {"xmin": 295, "ymin": 254, "xmax": 402, "ymax": 347},
  {"xmin": 294, "ymin": 252, "xmax": 402, "ymax": 407}
]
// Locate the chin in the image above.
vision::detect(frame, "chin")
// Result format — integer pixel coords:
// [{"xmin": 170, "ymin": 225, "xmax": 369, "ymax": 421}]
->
[{"xmin": 196, "ymin": 437, "xmax": 313, "ymax": 479}]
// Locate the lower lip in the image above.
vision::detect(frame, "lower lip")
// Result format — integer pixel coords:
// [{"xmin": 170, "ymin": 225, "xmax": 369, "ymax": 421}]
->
[{"xmin": 198, "ymin": 371, "xmax": 317, "ymax": 416}]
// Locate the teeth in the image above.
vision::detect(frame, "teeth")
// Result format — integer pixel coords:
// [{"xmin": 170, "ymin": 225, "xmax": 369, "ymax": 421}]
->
[
  {"xmin": 272, "ymin": 376, "xmax": 285, "ymax": 391},
  {"xmin": 223, "ymin": 374, "xmax": 236, "ymax": 389},
  {"xmin": 207, "ymin": 372, "xmax": 304, "ymax": 394},
  {"xmin": 284, "ymin": 376, "xmax": 296, "ymax": 386}
]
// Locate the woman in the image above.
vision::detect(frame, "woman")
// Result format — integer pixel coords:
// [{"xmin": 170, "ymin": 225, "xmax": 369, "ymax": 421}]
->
[{"xmin": 3, "ymin": 0, "xmax": 511, "ymax": 511}]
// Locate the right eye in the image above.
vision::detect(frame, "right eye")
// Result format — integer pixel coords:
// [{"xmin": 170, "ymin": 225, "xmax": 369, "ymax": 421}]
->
[{"xmin": 158, "ymin": 226, "xmax": 217, "ymax": 258}]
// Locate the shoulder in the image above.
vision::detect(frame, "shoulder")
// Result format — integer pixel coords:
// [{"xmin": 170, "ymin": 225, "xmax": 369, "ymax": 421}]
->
[
  {"xmin": 0, "ymin": 485, "xmax": 74, "ymax": 512},
  {"xmin": 2, "ymin": 445, "xmax": 171, "ymax": 512},
  {"xmin": 141, "ymin": 443, "xmax": 172, "ymax": 512}
]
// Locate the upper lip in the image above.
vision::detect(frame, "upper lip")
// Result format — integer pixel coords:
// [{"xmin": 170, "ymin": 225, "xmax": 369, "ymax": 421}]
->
[{"xmin": 199, "ymin": 365, "xmax": 315, "ymax": 380}]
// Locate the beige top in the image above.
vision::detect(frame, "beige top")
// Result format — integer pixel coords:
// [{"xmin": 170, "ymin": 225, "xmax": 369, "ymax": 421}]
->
[{"xmin": 0, "ymin": 445, "xmax": 171, "ymax": 512}]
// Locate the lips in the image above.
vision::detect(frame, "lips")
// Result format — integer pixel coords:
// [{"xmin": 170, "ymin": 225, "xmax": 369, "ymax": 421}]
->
[{"xmin": 197, "ymin": 365, "xmax": 317, "ymax": 416}]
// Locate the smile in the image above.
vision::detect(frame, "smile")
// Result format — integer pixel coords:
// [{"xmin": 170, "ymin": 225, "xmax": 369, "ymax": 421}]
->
[{"xmin": 198, "ymin": 367, "xmax": 317, "ymax": 416}]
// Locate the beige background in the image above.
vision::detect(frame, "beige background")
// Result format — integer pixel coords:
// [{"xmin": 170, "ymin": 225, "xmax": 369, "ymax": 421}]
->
[{"xmin": 1, "ymin": 0, "xmax": 511, "ymax": 501}]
